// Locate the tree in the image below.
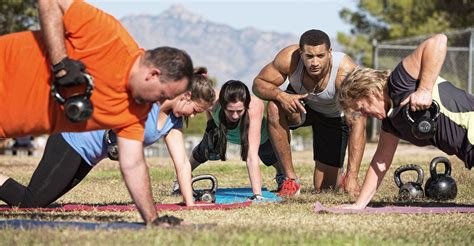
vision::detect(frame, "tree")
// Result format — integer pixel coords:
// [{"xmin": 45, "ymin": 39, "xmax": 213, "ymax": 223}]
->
[
  {"xmin": 338, "ymin": 0, "xmax": 474, "ymax": 66},
  {"xmin": 0, "ymin": 0, "xmax": 38, "ymax": 35}
]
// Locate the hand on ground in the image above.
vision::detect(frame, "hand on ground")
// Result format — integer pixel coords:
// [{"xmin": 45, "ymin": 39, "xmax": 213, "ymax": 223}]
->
[
  {"xmin": 334, "ymin": 203, "xmax": 365, "ymax": 210},
  {"xmin": 343, "ymin": 176, "xmax": 361, "ymax": 197}
]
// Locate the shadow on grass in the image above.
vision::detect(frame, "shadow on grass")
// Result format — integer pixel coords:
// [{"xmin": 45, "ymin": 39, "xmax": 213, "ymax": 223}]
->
[
  {"xmin": 368, "ymin": 201, "xmax": 474, "ymax": 207},
  {"xmin": 0, "ymin": 212, "xmax": 125, "ymax": 222}
]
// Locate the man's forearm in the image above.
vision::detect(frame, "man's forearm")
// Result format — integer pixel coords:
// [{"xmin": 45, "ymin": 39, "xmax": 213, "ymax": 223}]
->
[
  {"xmin": 252, "ymin": 78, "xmax": 283, "ymax": 101},
  {"xmin": 38, "ymin": 0, "xmax": 67, "ymax": 64},
  {"xmin": 418, "ymin": 34, "xmax": 447, "ymax": 92},
  {"xmin": 355, "ymin": 131, "xmax": 399, "ymax": 208},
  {"xmin": 120, "ymin": 161, "xmax": 158, "ymax": 224},
  {"xmin": 346, "ymin": 123, "xmax": 366, "ymax": 177}
]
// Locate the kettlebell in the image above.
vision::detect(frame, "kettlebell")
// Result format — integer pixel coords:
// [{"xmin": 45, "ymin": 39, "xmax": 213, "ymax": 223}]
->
[
  {"xmin": 51, "ymin": 73, "xmax": 94, "ymax": 123},
  {"xmin": 425, "ymin": 156, "xmax": 457, "ymax": 200},
  {"xmin": 103, "ymin": 130, "xmax": 119, "ymax": 161},
  {"xmin": 404, "ymin": 100, "xmax": 440, "ymax": 140},
  {"xmin": 192, "ymin": 174, "xmax": 218, "ymax": 203},
  {"xmin": 394, "ymin": 164, "xmax": 425, "ymax": 200}
]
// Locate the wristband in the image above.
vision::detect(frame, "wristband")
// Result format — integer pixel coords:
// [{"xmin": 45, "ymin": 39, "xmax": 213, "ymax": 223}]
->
[{"xmin": 52, "ymin": 57, "xmax": 68, "ymax": 76}]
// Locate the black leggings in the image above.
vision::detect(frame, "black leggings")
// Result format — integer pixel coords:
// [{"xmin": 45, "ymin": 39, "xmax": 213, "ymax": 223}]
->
[{"xmin": 0, "ymin": 134, "xmax": 92, "ymax": 207}]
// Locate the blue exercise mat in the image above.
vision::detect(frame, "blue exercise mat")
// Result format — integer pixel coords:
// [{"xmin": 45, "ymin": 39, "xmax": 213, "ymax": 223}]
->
[
  {"xmin": 0, "ymin": 219, "xmax": 144, "ymax": 230},
  {"xmin": 215, "ymin": 187, "xmax": 282, "ymax": 204}
]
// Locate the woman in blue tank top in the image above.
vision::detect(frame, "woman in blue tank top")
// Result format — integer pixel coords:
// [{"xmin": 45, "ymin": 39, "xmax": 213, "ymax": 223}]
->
[{"xmin": 0, "ymin": 69, "xmax": 215, "ymax": 210}]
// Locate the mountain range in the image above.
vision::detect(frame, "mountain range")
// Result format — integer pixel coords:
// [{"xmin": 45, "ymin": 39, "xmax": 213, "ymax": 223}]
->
[{"xmin": 120, "ymin": 4, "xmax": 334, "ymax": 88}]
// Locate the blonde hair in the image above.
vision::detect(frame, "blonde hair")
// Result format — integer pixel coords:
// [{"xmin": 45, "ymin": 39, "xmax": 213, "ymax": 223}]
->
[{"xmin": 338, "ymin": 67, "xmax": 390, "ymax": 111}]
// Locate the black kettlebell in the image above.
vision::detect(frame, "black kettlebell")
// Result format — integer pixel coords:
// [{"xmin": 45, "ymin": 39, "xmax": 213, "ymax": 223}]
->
[
  {"xmin": 425, "ymin": 156, "xmax": 457, "ymax": 200},
  {"xmin": 394, "ymin": 164, "xmax": 425, "ymax": 200},
  {"xmin": 51, "ymin": 73, "xmax": 94, "ymax": 123},
  {"xmin": 192, "ymin": 174, "xmax": 218, "ymax": 203},
  {"xmin": 404, "ymin": 100, "xmax": 440, "ymax": 140},
  {"xmin": 103, "ymin": 130, "xmax": 119, "ymax": 161}
]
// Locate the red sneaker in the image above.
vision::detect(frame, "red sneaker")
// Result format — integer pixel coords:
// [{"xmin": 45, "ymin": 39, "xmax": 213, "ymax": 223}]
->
[
  {"xmin": 278, "ymin": 178, "xmax": 301, "ymax": 196},
  {"xmin": 275, "ymin": 174, "xmax": 286, "ymax": 192}
]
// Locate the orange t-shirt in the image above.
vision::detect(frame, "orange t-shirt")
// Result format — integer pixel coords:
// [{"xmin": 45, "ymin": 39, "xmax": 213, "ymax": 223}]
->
[{"xmin": 0, "ymin": 1, "xmax": 150, "ymax": 141}]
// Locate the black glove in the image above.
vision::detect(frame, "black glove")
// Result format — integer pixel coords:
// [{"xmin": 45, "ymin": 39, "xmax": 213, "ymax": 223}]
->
[
  {"xmin": 104, "ymin": 130, "xmax": 119, "ymax": 161},
  {"xmin": 52, "ymin": 57, "xmax": 87, "ymax": 87}
]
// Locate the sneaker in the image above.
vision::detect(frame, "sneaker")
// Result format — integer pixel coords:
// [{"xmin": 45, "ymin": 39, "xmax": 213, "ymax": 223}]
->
[
  {"xmin": 275, "ymin": 174, "xmax": 286, "ymax": 192},
  {"xmin": 278, "ymin": 178, "xmax": 301, "ymax": 197},
  {"xmin": 171, "ymin": 180, "xmax": 180, "ymax": 195}
]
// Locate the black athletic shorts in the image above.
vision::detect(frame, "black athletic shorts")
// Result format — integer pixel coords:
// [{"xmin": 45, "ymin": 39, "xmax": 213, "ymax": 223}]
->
[{"xmin": 286, "ymin": 87, "xmax": 349, "ymax": 168}]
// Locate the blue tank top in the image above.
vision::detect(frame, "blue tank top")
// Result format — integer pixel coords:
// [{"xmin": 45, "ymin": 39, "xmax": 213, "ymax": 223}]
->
[{"xmin": 61, "ymin": 104, "xmax": 182, "ymax": 166}]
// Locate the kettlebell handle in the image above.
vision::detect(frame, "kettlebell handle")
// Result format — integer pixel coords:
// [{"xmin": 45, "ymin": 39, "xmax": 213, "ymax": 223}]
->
[
  {"xmin": 192, "ymin": 174, "xmax": 218, "ymax": 192},
  {"xmin": 404, "ymin": 100, "xmax": 440, "ymax": 123},
  {"xmin": 394, "ymin": 164, "xmax": 424, "ymax": 188},
  {"xmin": 429, "ymin": 156, "xmax": 452, "ymax": 176},
  {"xmin": 50, "ymin": 72, "xmax": 95, "ymax": 104}
]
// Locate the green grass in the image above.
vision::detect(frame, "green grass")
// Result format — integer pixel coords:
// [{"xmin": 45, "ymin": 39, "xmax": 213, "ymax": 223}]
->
[{"xmin": 0, "ymin": 143, "xmax": 473, "ymax": 245}]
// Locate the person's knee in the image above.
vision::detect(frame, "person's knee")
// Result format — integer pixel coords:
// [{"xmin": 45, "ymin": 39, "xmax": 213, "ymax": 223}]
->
[
  {"xmin": 314, "ymin": 161, "xmax": 341, "ymax": 190},
  {"xmin": 267, "ymin": 101, "xmax": 281, "ymax": 123},
  {"xmin": 19, "ymin": 189, "xmax": 44, "ymax": 208},
  {"xmin": 191, "ymin": 145, "xmax": 208, "ymax": 165}
]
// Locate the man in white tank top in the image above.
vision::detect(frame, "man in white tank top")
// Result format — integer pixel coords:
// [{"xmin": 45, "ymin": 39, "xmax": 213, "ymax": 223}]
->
[{"xmin": 253, "ymin": 29, "xmax": 366, "ymax": 197}]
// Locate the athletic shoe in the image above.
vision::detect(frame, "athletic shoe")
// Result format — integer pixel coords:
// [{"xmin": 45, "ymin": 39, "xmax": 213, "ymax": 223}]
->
[
  {"xmin": 278, "ymin": 178, "xmax": 301, "ymax": 196},
  {"xmin": 275, "ymin": 174, "xmax": 286, "ymax": 191},
  {"xmin": 171, "ymin": 180, "xmax": 180, "ymax": 195}
]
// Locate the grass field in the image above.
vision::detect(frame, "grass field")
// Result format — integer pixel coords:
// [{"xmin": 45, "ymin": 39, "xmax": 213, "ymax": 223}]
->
[{"xmin": 0, "ymin": 143, "xmax": 473, "ymax": 245}]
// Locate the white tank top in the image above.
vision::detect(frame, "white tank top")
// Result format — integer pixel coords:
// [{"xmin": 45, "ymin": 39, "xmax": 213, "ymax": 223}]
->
[{"xmin": 288, "ymin": 52, "xmax": 345, "ymax": 117}]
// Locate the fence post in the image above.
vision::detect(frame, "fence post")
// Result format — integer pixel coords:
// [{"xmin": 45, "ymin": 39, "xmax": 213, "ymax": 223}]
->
[
  {"xmin": 370, "ymin": 39, "xmax": 379, "ymax": 142},
  {"xmin": 469, "ymin": 28, "xmax": 473, "ymax": 94}
]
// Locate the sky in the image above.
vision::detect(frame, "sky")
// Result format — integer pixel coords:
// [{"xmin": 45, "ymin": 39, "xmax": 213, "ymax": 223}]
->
[{"xmin": 88, "ymin": 0, "xmax": 359, "ymax": 38}]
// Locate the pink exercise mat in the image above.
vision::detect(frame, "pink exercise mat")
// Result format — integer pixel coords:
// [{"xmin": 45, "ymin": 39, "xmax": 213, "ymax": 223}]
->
[
  {"xmin": 314, "ymin": 201, "xmax": 474, "ymax": 214},
  {"xmin": 0, "ymin": 201, "xmax": 251, "ymax": 212}
]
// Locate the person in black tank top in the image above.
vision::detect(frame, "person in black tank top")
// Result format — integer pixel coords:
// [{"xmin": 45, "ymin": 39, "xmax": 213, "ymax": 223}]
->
[{"xmin": 336, "ymin": 33, "xmax": 473, "ymax": 210}]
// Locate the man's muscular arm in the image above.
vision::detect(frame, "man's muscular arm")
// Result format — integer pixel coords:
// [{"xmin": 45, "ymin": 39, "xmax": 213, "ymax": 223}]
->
[
  {"xmin": 252, "ymin": 46, "xmax": 293, "ymax": 101},
  {"xmin": 344, "ymin": 111, "xmax": 366, "ymax": 196},
  {"xmin": 253, "ymin": 45, "xmax": 307, "ymax": 114},
  {"xmin": 38, "ymin": 0, "xmax": 73, "ymax": 65},
  {"xmin": 336, "ymin": 54, "xmax": 364, "ymax": 196},
  {"xmin": 401, "ymin": 34, "xmax": 448, "ymax": 111},
  {"xmin": 117, "ymin": 137, "xmax": 159, "ymax": 224}
]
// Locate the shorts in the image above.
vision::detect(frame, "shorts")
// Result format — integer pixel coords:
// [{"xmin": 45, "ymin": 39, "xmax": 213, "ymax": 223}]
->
[
  {"xmin": 192, "ymin": 119, "xmax": 277, "ymax": 166},
  {"xmin": 286, "ymin": 87, "xmax": 349, "ymax": 168}
]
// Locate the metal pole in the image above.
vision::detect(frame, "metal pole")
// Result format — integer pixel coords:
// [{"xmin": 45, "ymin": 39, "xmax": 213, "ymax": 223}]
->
[
  {"xmin": 469, "ymin": 29, "xmax": 473, "ymax": 94},
  {"xmin": 370, "ymin": 39, "xmax": 379, "ymax": 142}
]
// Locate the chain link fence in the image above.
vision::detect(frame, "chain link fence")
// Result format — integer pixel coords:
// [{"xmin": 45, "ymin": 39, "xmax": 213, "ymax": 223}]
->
[{"xmin": 370, "ymin": 28, "xmax": 474, "ymax": 141}]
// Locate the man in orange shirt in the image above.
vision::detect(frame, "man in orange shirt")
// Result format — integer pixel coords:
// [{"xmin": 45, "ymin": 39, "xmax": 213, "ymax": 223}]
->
[{"xmin": 0, "ymin": 0, "xmax": 193, "ymax": 226}]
